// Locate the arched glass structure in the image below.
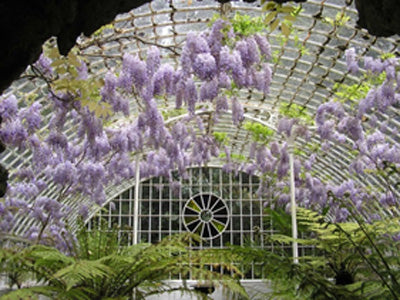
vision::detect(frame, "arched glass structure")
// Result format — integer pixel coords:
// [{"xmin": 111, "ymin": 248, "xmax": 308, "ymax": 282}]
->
[{"xmin": 1, "ymin": 0, "xmax": 400, "ymax": 298}]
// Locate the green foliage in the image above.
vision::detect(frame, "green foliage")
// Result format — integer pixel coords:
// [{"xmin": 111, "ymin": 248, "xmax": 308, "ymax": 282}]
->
[
  {"xmin": 279, "ymin": 102, "xmax": 314, "ymax": 125},
  {"xmin": 93, "ymin": 24, "xmax": 114, "ymax": 37},
  {"xmin": 233, "ymin": 207, "xmax": 400, "ymax": 300},
  {"xmin": 322, "ymin": 12, "xmax": 350, "ymax": 27},
  {"xmin": 231, "ymin": 13, "xmax": 266, "ymax": 36},
  {"xmin": 380, "ymin": 53, "xmax": 396, "ymax": 60},
  {"xmin": 213, "ymin": 131, "xmax": 229, "ymax": 144},
  {"xmin": 0, "ymin": 223, "xmax": 248, "ymax": 300},
  {"xmin": 333, "ymin": 72, "xmax": 386, "ymax": 104},
  {"xmin": 243, "ymin": 121, "xmax": 274, "ymax": 143},
  {"xmin": 161, "ymin": 107, "xmax": 186, "ymax": 120},
  {"xmin": 261, "ymin": 1, "xmax": 302, "ymax": 37},
  {"xmin": 219, "ymin": 152, "xmax": 247, "ymax": 162},
  {"xmin": 43, "ymin": 44, "xmax": 112, "ymax": 119}
]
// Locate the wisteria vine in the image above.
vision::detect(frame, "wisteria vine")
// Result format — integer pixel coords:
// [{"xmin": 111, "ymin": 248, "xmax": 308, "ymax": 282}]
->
[
  {"xmin": 0, "ymin": 17, "xmax": 399, "ymax": 250},
  {"xmin": 0, "ymin": 19, "xmax": 272, "ymax": 249}
]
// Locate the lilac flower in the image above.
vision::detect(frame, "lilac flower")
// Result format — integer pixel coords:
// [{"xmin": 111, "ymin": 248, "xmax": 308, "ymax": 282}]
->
[
  {"xmin": 246, "ymin": 37, "xmax": 260, "ymax": 65},
  {"xmin": 364, "ymin": 56, "xmax": 384, "ymax": 73},
  {"xmin": 146, "ymin": 46, "xmax": 161, "ymax": 77},
  {"xmin": 219, "ymin": 46, "xmax": 234, "ymax": 72},
  {"xmin": 77, "ymin": 61, "xmax": 88, "ymax": 80},
  {"xmin": 270, "ymin": 141, "xmax": 280, "ymax": 157},
  {"xmin": 366, "ymin": 130, "xmax": 385, "ymax": 149},
  {"xmin": 216, "ymin": 95, "xmax": 229, "ymax": 112},
  {"xmin": 184, "ymin": 78, "xmax": 197, "ymax": 114},
  {"xmin": 345, "ymin": 48, "xmax": 359, "ymax": 74},
  {"xmin": 118, "ymin": 70, "xmax": 133, "ymax": 92},
  {"xmin": 32, "ymin": 143, "xmax": 53, "ymax": 168},
  {"xmin": 349, "ymin": 157, "xmax": 365, "ymax": 175},
  {"xmin": 34, "ymin": 179, "xmax": 47, "ymax": 192},
  {"xmin": 145, "ymin": 99, "xmax": 165, "ymax": 140},
  {"xmin": 46, "ymin": 130, "xmax": 68, "ymax": 149},
  {"xmin": 315, "ymin": 101, "xmax": 345, "ymax": 125},
  {"xmin": 184, "ymin": 32, "xmax": 210, "ymax": 57},
  {"xmin": 304, "ymin": 153, "xmax": 316, "ymax": 171},
  {"xmin": 169, "ymin": 180, "xmax": 181, "ymax": 196},
  {"xmin": 357, "ymin": 89, "xmax": 376, "ymax": 118},
  {"xmin": 109, "ymin": 93, "xmax": 129, "ymax": 116},
  {"xmin": 249, "ymin": 142, "xmax": 257, "ymax": 159},
  {"xmin": 254, "ymin": 63, "xmax": 271, "ymax": 94},
  {"xmin": 52, "ymin": 161, "xmax": 77, "ymax": 186},
  {"xmin": 332, "ymin": 132, "xmax": 347, "ymax": 143},
  {"xmin": 0, "ymin": 94, "xmax": 18, "ymax": 120},
  {"xmin": 321, "ymin": 141, "xmax": 330, "ymax": 151},
  {"xmin": 254, "ymin": 34, "xmax": 271, "ymax": 60},
  {"xmin": 218, "ymin": 72, "xmax": 231, "ymax": 88},
  {"xmin": 231, "ymin": 97, "xmax": 244, "ymax": 125},
  {"xmin": 277, "ymin": 193, "xmax": 290, "ymax": 206},
  {"xmin": 171, "ymin": 121, "xmax": 188, "ymax": 142},
  {"xmin": 152, "ymin": 64, "xmax": 174, "ymax": 96},
  {"xmin": 277, "ymin": 162, "xmax": 289, "ymax": 179},
  {"xmin": 21, "ymin": 102, "xmax": 42, "ymax": 132},
  {"xmin": 78, "ymin": 110, "xmax": 103, "ymax": 142},
  {"xmin": 92, "ymin": 187, "xmax": 106, "ymax": 206},
  {"xmin": 35, "ymin": 53, "xmax": 53, "ymax": 76},
  {"xmin": 79, "ymin": 162, "xmax": 106, "ymax": 188},
  {"xmin": 385, "ymin": 65, "xmax": 396, "ymax": 81},
  {"xmin": 0, "ymin": 119, "xmax": 28, "ymax": 148},
  {"xmin": 317, "ymin": 119, "xmax": 335, "ymax": 140},
  {"xmin": 25, "ymin": 226, "xmax": 40, "ymax": 241},
  {"xmin": 335, "ymin": 207, "xmax": 350, "ymax": 222},
  {"xmin": 231, "ymin": 51, "xmax": 246, "ymax": 87},
  {"xmin": 199, "ymin": 80, "xmax": 218, "ymax": 102},
  {"xmin": 192, "ymin": 53, "xmax": 217, "ymax": 80},
  {"xmin": 277, "ymin": 118, "xmax": 295, "ymax": 137},
  {"xmin": 207, "ymin": 19, "xmax": 226, "ymax": 59},
  {"xmin": 377, "ymin": 82, "xmax": 395, "ymax": 111},
  {"xmin": 337, "ymin": 116, "xmax": 363, "ymax": 141},
  {"xmin": 180, "ymin": 47, "xmax": 192, "ymax": 76},
  {"xmin": 380, "ymin": 192, "xmax": 396, "ymax": 206},
  {"xmin": 333, "ymin": 180, "xmax": 356, "ymax": 198},
  {"xmin": 370, "ymin": 143, "xmax": 389, "ymax": 161},
  {"xmin": 15, "ymin": 167, "xmax": 35, "ymax": 180},
  {"xmin": 101, "ymin": 72, "xmax": 118, "ymax": 97},
  {"xmin": 235, "ymin": 39, "xmax": 259, "ymax": 68},
  {"xmin": 384, "ymin": 145, "xmax": 400, "ymax": 164},
  {"xmin": 121, "ymin": 53, "xmax": 148, "ymax": 92}
]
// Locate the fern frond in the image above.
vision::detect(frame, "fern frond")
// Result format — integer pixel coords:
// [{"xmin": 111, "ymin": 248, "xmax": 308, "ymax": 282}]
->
[{"xmin": 53, "ymin": 259, "xmax": 112, "ymax": 291}]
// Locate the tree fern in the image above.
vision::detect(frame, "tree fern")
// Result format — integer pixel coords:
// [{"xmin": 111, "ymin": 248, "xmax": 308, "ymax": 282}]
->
[{"xmin": 1, "ymin": 226, "xmax": 249, "ymax": 300}]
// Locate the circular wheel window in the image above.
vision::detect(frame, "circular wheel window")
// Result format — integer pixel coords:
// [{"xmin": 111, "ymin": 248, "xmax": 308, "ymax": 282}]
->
[{"xmin": 183, "ymin": 193, "xmax": 229, "ymax": 239}]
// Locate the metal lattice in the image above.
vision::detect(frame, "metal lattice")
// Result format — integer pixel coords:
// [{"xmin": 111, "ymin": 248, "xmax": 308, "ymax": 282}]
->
[{"xmin": 1, "ymin": 0, "xmax": 399, "ymax": 235}]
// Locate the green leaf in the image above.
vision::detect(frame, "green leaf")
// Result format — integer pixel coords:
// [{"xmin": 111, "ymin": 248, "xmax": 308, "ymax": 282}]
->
[
  {"xmin": 284, "ymin": 14, "xmax": 297, "ymax": 22},
  {"xmin": 280, "ymin": 6, "xmax": 295, "ymax": 13},
  {"xmin": 264, "ymin": 2, "xmax": 277, "ymax": 11},
  {"xmin": 281, "ymin": 22, "xmax": 291, "ymax": 37},
  {"xmin": 264, "ymin": 11, "xmax": 277, "ymax": 24},
  {"xmin": 53, "ymin": 260, "xmax": 112, "ymax": 291},
  {"xmin": 270, "ymin": 19, "xmax": 280, "ymax": 32}
]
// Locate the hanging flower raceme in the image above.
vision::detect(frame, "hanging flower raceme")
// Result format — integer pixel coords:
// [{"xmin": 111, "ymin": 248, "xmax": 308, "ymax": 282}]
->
[{"xmin": 0, "ymin": 18, "xmax": 275, "ymax": 249}]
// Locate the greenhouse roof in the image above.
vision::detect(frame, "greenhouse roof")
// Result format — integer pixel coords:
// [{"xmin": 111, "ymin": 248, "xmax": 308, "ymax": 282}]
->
[{"xmin": 1, "ymin": 0, "xmax": 399, "ymax": 235}]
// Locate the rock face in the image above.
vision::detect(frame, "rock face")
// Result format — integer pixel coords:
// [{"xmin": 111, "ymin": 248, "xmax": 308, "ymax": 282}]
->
[
  {"xmin": 0, "ymin": 0, "xmax": 399, "ymax": 93},
  {"xmin": 355, "ymin": 0, "xmax": 400, "ymax": 37}
]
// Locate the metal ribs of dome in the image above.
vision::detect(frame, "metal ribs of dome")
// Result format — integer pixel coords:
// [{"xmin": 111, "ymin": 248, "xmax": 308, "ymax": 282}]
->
[{"xmin": 1, "ymin": 0, "xmax": 399, "ymax": 234}]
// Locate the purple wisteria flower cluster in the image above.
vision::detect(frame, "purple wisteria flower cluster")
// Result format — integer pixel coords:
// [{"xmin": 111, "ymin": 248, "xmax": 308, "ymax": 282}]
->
[
  {"xmin": 225, "ymin": 49, "xmax": 399, "ymax": 222},
  {"xmin": 0, "ymin": 18, "xmax": 273, "ymax": 250}
]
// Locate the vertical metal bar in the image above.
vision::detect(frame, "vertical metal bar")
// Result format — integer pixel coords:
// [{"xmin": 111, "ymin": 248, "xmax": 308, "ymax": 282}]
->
[
  {"xmin": 289, "ymin": 150, "xmax": 299, "ymax": 264},
  {"xmin": 133, "ymin": 154, "xmax": 141, "ymax": 245}
]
